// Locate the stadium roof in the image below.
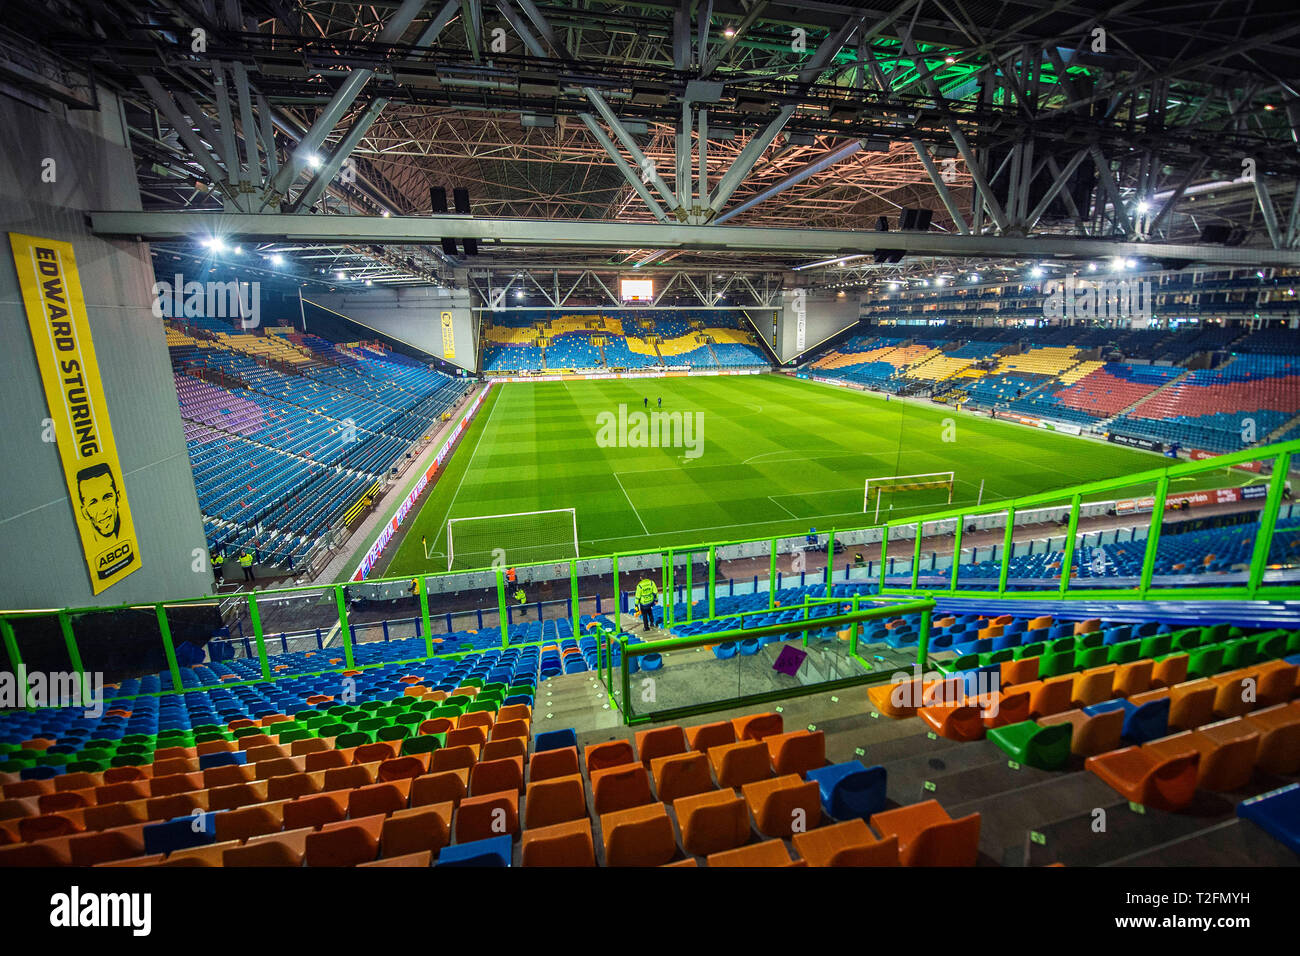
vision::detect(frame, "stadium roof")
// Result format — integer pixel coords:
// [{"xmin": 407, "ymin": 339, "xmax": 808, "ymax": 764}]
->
[{"xmin": 6, "ymin": 0, "xmax": 1300, "ymax": 293}]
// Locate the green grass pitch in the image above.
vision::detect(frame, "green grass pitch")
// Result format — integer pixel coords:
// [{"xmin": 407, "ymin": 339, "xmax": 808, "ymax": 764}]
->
[{"xmin": 380, "ymin": 374, "xmax": 1247, "ymax": 576}]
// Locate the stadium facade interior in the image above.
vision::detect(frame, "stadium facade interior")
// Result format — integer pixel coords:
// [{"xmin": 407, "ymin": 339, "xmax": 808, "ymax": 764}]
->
[{"xmin": 3, "ymin": 0, "xmax": 1300, "ymax": 890}]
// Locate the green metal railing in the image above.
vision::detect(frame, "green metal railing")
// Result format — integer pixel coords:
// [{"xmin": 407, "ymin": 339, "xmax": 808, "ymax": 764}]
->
[
  {"xmin": 878, "ymin": 439, "xmax": 1296, "ymax": 602},
  {"xmin": 2, "ymin": 440, "xmax": 1295, "ymax": 710}
]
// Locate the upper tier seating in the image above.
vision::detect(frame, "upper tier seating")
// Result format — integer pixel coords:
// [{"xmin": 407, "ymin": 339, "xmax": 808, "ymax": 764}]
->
[
  {"xmin": 168, "ymin": 321, "xmax": 464, "ymax": 567},
  {"xmin": 1115, "ymin": 355, "xmax": 1300, "ymax": 451}
]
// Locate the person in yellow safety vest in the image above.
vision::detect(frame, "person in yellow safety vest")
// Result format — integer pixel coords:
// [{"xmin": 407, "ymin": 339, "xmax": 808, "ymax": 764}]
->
[
  {"xmin": 211, "ymin": 550, "xmax": 224, "ymax": 583},
  {"xmin": 239, "ymin": 550, "xmax": 256, "ymax": 582},
  {"xmin": 635, "ymin": 577, "xmax": 659, "ymax": 631}
]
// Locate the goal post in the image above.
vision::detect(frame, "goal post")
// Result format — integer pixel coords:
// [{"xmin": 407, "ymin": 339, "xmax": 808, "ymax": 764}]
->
[
  {"xmin": 446, "ymin": 508, "xmax": 579, "ymax": 571},
  {"xmin": 864, "ymin": 472, "xmax": 955, "ymax": 522}
]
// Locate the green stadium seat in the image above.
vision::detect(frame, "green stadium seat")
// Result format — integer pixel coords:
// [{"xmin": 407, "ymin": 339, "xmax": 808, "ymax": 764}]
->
[{"xmin": 987, "ymin": 720, "xmax": 1072, "ymax": 770}]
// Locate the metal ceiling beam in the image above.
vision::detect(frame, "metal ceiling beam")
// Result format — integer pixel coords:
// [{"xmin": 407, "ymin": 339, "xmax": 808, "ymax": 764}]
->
[
  {"xmin": 910, "ymin": 138, "xmax": 969, "ymax": 234},
  {"xmin": 713, "ymin": 138, "xmax": 865, "ymax": 224},
  {"xmin": 138, "ymin": 76, "xmax": 239, "ymax": 204},
  {"xmin": 88, "ymin": 210, "xmax": 1300, "ymax": 267},
  {"xmin": 708, "ymin": 13, "xmax": 864, "ymax": 214},
  {"xmin": 699, "ymin": 0, "xmax": 769, "ymax": 78},
  {"xmin": 262, "ymin": 0, "xmax": 425, "ymax": 207},
  {"xmin": 290, "ymin": 0, "xmax": 463, "ymax": 213},
  {"xmin": 1255, "ymin": 176, "xmax": 1283, "ymax": 249},
  {"xmin": 583, "ymin": 88, "xmax": 680, "ymax": 213},
  {"xmin": 897, "ymin": 31, "xmax": 1009, "ymax": 233},
  {"xmin": 578, "ymin": 113, "xmax": 670, "ymax": 222}
]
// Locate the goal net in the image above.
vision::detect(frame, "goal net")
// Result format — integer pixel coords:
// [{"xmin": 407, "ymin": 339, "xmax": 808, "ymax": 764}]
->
[
  {"xmin": 446, "ymin": 508, "xmax": 579, "ymax": 571},
  {"xmin": 864, "ymin": 472, "xmax": 955, "ymax": 522}
]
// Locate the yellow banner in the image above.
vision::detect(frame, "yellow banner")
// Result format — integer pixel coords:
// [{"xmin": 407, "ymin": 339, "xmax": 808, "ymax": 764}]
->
[
  {"xmin": 9, "ymin": 233, "xmax": 142, "ymax": 594},
  {"xmin": 441, "ymin": 310, "xmax": 456, "ymax": 359}
]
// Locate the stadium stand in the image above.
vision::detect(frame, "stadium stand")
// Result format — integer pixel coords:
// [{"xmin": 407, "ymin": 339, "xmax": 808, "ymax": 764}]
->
[
  {"xmin": 167, "ymin": 321, "xmax": 465, "ymax": 569},
  {"xmin": 3, "ymin": 582, "xmax": 1296, "ymax": 868},
  {"xmin": 478, "ymin": 311, "xmax": 770, "ymax": 372},
  {"xmin": 1114, "ymin": 355, "xmax": 1300, "ymax": 452},
  {"xmin": 804, "ymin": 322, "xmax": 1300, "ymax": 454},
  {"xmin": 1006, "ymin": 363, "xmax": 1184, "ymax": 425}
]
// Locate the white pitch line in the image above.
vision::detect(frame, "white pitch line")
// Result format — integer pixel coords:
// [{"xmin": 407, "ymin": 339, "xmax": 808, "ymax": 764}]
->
[
  {"xmin": 613, "ymin": 470, "xmax": 650, "ymax": 535},
  {"xmin": 767, "ymin": 495, "xmax": 798, "ymax": 518},
  {"xmin": 431, "ymin": 388, "xmax": 501, "ymax": 553}
]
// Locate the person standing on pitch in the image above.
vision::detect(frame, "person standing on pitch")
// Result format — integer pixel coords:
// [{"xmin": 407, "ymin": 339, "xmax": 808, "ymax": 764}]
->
[
  {"xmin": 643, "ymin": 396, "xmax": 648, "ymax": 408},
  {"xmin": 635, "ymin": 576, "xmax": 659, "ymax": 631},
  {"xmin": 657, "ymin": 396, "xmax": 662, "ymax": 408}
]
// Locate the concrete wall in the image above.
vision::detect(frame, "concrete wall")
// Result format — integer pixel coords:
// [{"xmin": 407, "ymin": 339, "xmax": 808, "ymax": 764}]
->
[
  {"xmin": 769, "ymin": 291, "xmax": 861, "ymax": 364},
  {"xmin": 306, "ymin": 287, "xmax": 477, "ymax": 371},
  {"xmin": 0, "ymin": 93, "xmax": 211, "ymax": 608}
]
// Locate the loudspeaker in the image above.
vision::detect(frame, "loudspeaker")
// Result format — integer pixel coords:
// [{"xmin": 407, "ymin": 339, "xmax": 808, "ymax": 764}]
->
[
  {"xmin": 463, "ymin": 237, "xmax": 479, "ymax": 256},
  {"xmin": 1199, "ymin": 224, "xmax": 1231, "ymax": 244},
  {"xmin": 440, "ymin": 237, "xmax": 458, "ymax": 255},
  {"xmin": 453, "ymin": 187, "xmax": 470, "ymax": 215},
  {"xmin": 876, "ymin": 216, "xmax": 890, "ymax": 232},
  {"xmin": 430, "ymin": 187, "xmax": 448, "ymax": 215},
  {"xmin": 899, "ymin": 208, "xmax": 932, "ymax": 231},
  {"xmin": 873, "ymin": 249, "xmax": 904, "ymax": 264}
]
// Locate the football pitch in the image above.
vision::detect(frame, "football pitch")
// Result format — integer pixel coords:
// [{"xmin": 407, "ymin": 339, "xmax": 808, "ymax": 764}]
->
[{"xmin": 381, "ymin": 374, "xmax": 1246, "ymax": 576}]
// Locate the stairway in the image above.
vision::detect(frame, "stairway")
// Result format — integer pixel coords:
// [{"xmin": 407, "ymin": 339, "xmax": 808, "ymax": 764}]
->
[
  {"xmin": 704, "ymin": 338, "xmax": 720, "ymax": 366},
  {"xmin": 1264, "ymin": 410, "xmax": 1300, "ymax": 443}
]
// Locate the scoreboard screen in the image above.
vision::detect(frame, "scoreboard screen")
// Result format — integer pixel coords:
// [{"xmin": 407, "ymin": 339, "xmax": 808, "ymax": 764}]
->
[{"xmin": 620, "ymin": 278, "xmax": 654, "ymax": 302}]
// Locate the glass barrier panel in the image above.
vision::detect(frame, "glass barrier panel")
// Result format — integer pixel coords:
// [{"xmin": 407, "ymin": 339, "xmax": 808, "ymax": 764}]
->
[
  {"xmin": 1067, "ymin": 478, "xmax": 1152, "ymax": 594},
  {"xmin": 1149, "ymin": 456, "xmax": 1271, "ymax": 591},
  {"xmin": 795, "ymin": 528, "xmax": 831, "ymax": 595},
  {"xmin": 1265, "ymin": 462, "xmax": 1300, "ymax": 588},
  {"xmin": 424, "ymin": 568, "xmax": 506, "ymax": 653},
  {"xmin": 836, "ymin": 527, "xmax": 882, "ymax": 588},
  {"xmin": 670, "ymin": 548, "xmax": 709, "ymax": 625},
  {"xmin": 70, "ymin": 606, "xmax": 168, "ymax": 690},
  {"xmin": 770, "ymin": 533, "xmax": 819, "ymax": 602},
  {"xmin": 9, "ymin": 613, "xmax": 74, "ymax": 685},
  {"xmin": 852, "ymin": 600, "xmax": 933, "ymax": 674},
  {"xmin": 623, "ymin": 620, "xmax": 877, "ymax": 721},
  {"xmin": 1009, "ymin": 499, "xmax": 1074, "ymax": 592},
  {"xmin": 623, "ymin": 637, "xmax": 741, "ymax": 720},
  {"xmin": 619, "ymin": 551, "xmax": 664, "ymax": 637},
  {"xmin": 950, "ymin": 510, "xmax": 1008, "ymax": 592},
  {"xmin": 884, "ymin": 524, "xmax": 917, "ymax": 590},
  {"xmin": 714, "ymin": 537, "xmax": 772, "ymax": 601},
  {"xmin": 0, "ymin": 620, "xmax": 17, "ymax": 688},
  {"xmin": 161, "ymin": 601, "xmax": 227, "ymax": 686},
  {"xmin": 343, "ymin": 579, "xmax": 424, "ymax": 657},
  {"xmin": 918, "ymin": 518, "xmax": 957, "ymax": 591},
  {"xmin": 253, "ymin": 587, "xmax": 343, "ymax": 665}
]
